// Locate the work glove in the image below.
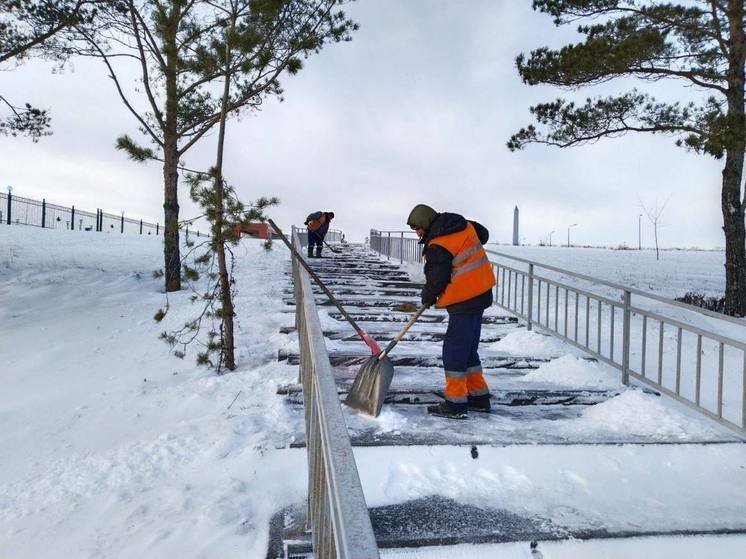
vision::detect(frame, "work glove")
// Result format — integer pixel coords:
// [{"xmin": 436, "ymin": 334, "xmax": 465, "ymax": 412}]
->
[{"xmin": 421, "ymin": 292, "xmax": 436, "ymax": 307}]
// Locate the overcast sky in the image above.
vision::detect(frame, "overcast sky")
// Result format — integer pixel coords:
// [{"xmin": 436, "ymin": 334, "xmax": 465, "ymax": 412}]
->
[{"xmin": 1, "ymin": 1, "xmax": 729, "ymax": 247}]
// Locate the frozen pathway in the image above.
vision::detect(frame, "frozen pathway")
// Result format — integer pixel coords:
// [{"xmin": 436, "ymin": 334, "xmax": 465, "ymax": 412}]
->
[{"xmin": 271, "ymin": 243, "xmax": 746, "ymax": 557}]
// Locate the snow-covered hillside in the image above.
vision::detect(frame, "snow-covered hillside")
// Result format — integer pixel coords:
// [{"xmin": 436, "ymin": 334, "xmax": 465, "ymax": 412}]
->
[{"xmin": 0, "ymin": 226, "xmax": 304, "ymax": 558}]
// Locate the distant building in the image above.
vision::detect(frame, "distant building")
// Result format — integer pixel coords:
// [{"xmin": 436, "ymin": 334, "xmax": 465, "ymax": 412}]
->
[
  {"xmin": 233, "ymin": 222, "xmax": 277, "ymax": 239},
  {"xmin": 512, "ymin": 206, "xmax": 519, "ymax": 246}
]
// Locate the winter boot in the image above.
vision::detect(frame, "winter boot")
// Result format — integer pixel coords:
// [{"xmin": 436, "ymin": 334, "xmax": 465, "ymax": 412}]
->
[
  {"xmin": 427, "ymin": 401, "xmax": 467, "ymax": 420},
  {"xmin": 315, "ymin": 246, "xmax": 323, "ymax": 258},
  {"xmin": 307, "ymin": 245, "xmax": 314, "ymax": 258},
  {"xmin": 467, "ymin": 394, "xmax": 491, "ymax": 413}
]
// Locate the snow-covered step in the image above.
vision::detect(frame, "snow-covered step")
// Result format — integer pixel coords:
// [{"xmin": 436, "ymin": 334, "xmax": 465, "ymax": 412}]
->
[
  {"xmin": 283, "ymin": 287, "xmax": 421, "ymax": 296},
  {"xmin": 275, "ymin": 244, "xmax": 746, "ymax": 558},
  {"xmin": 280, "ymin": 387, "xmax": 620, "ymax": 407},
  {"xmin": 282, "ymin": 297, "xmax": 415, "ymax": 308},
  {"xmin": 323, "ymin": 311, "xmax": 518, "ymax": 324},
  {"xmin": 285, "ymin": 399, "xmax": 743, "ymax": 446},
  {"xmin": 268, "ymin": 442, "xmax": 746, "ymax": 557},
  {"xmin": 280, "ymin": 350, "xmax": 550, "ymax": 369}
]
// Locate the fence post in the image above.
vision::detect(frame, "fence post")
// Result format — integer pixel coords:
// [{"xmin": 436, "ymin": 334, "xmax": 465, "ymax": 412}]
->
[
  {"xmin": 71, "ymin": 205, "xmax": 75, "ymax": 230},
  {"xmin": 387, "ymin": 232, "xmax": 391, "ymax": 260},
  {"xmin": 139, "ymin": 219, "xmax": 143, "ymax": 234},
  {"xmin": 6, "ymin": 192, "xmax": 11, "ymax": 225},
  {"xmin": 400, "ymin": 232, "xmax": 404, "ymax": 264},
  {"xmin": 622, "ymin": 289, "xmax": 631, "ymax": 385},
  {"xmin": 96, "ymin": 209, "xmax": 100, "ymax": 232},
  {"xmin": 527, "ymin": 263, "xmax": 534, "ymax": 331},
  {"xmin": 156, "ymin": 222, "xmax": 159, "ymax": 235},
  {"xmin": 121, "ymin": 212, "xmax": 124, "ymax": 233},
  {"xmin": 41, "ymin": 199, "xmax": 46, "ymax": 228}
]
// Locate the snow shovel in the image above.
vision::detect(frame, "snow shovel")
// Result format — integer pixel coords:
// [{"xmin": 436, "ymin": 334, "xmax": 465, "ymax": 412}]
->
[
  {"xmin": 322, "ymin": 239, "xmax": 341, "ymax": 254},
  {"xmin": 268, "ymin": 219, "xmax": 381, "ymax": 354},
  {"xmin": 345, "ymin": 305, "xmax": 428, "ymax": 417}
]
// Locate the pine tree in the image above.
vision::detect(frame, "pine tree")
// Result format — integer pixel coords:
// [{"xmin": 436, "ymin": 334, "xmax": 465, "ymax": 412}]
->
[
  {"xmin": 1, "ymin": 0, "xmax": 98, "ymax": 140},
  {"xmin": 152, "ymin": 0, "xmax": 355, "ymax": 370},
  {"xmin": 508, "ymin": 0, "xmax": 746, "ymax": 316},
  {"xmin": 83, "ymin": 0, "xmax": 356, "ymax": 293}
]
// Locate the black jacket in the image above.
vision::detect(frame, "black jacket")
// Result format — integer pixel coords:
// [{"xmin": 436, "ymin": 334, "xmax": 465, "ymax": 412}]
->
[
  {"xmin": 420, "ymin": 212, "xmax": 493, "ymax": 314},
  {"xmin": 305, "ymin": 211, "xmax": 333, "ymax": 238}
]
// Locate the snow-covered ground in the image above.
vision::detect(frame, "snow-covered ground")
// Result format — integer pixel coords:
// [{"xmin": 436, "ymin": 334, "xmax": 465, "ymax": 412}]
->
[
  {"xmin": 2, "ymin": 226, "xmax": 746, "ymax": 558},
  {"xmin": 0, "ymin": 226, "xmax": 304, "ymax": 558}
]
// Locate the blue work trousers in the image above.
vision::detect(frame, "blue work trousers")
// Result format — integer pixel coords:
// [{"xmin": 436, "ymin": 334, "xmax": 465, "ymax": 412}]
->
[
  {"xmin": 307, "ymin": 230, "xmax": 323, "ymax": 248},
  {"xmin": 442, "ymin": 310, "xmax": 489, "ymax": 407}
]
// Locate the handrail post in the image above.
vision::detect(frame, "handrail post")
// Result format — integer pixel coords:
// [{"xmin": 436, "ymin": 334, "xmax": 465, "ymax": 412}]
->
[
  {"xmin": 527, "ymin": 263, "xmax": 534, "ymax": 331},
  {"xmin": 622, "ymin": 289, "xmax": 631, "ymax": 385}
]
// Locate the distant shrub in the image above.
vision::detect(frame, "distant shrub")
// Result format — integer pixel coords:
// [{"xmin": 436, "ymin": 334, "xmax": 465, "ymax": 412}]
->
[{"xmin": 675, "ymin": 291, "xmax": 726, "ymax": 313}]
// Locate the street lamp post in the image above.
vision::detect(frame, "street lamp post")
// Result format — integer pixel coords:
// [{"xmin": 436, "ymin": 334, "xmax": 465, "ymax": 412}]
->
[
  {"xmin": 567, "ymin": 223, "xmax": 577, "ymax": 247},
  {"xmin": 638, "ymin": 214, "xmax": 642, "ymax": 250},
  {"xmin": 549, "ymin": 230, "xmax": 555, "ymax": 247}
]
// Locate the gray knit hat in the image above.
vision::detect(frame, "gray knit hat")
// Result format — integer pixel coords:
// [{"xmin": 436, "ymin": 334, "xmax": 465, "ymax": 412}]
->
[{"xmin": 406, "ymin": 204, "xmax": 437, "ymax": 230}]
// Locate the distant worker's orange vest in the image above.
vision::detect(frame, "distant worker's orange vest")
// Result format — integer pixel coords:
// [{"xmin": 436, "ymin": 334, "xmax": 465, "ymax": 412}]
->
[
  {"xmin": 307, "ymin": 215, "xmax": 327, "ymax": 232},
  {"xmin": 427, "ymin": 222, "xmax": 496, "ymax": 307}
]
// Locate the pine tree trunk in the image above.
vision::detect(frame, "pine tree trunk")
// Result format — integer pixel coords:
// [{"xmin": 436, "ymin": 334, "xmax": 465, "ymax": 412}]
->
[
  {"xmin": 721, "ymin": 153, "xmax": 746, "ymax": 316},
  {"xmin": 216, "ymin": 216, "xmax": 236, "ymax": 370},
  {"xmin": 163, "ymin": 138, "xmax": 181, "ymax": 292},
  {"xmin": 161, "ymin": 1, "xmax": 181, "ymax": 293},
  {"xmin": 214, "ymin": 15, "xmax": 236, "ymax": 370},
  {"xmin": 722, "ymin": 1, "xmax": 746, "ymax": 316}
]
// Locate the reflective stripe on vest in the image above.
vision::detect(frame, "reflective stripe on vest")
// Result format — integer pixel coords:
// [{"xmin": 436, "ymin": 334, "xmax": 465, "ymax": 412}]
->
[{"xmin": 428, "ymin": 221, "xmax": 496, "ymax": 307}]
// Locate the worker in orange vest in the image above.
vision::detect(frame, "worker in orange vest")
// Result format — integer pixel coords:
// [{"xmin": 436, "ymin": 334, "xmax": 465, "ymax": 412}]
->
[
  {"xmin": 304, "ymin": 211, "xmax": 335, "ymax": 258},
  {"xmin": 407, "ymin": 204, "xmax": 496, "ymax": 419}
]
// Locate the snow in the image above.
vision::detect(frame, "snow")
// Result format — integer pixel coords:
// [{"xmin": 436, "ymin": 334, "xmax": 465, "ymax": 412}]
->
[
  {"xmin": 487, "ymin": 244, "xmax": 728, "ymax": 300},
  {"xmin": 356, "ymin": 443, "xmax": 746, "ymax": 532},
  {"xmin": 517, "ymin": 355, "xmax": 624, "ymax": 390},
  {"xmin": 575, "ymin": 389, "xmax": 720, "ymax": 440},
  {"xmin": 380, "ymin": 534, "xmax": 746, "ymax": 559},
  {"xmin": 487, "ymin": 329, "xmax": 581, "ymax": 358},
  {"xmin": 0, "ymin": 226, "xmax": 305, "ymax": 558},
  {"xmin": 2, "ymin": 226, "xmax": 746, "ymax": 558}
]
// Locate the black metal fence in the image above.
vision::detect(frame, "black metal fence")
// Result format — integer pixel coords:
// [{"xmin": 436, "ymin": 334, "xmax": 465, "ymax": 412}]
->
[{"xmin": 0, "ymin": 192, "xmax": 203, "ymax": 237}]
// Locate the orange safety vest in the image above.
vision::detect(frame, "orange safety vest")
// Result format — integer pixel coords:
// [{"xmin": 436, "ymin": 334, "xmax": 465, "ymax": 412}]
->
[
  {"xmin": 307, "ymin": 214, "xmax": 327, "ymax": 232},
  {"xmin": 427, "ymin": 221, "xmax": 496, "ymax": 307}
]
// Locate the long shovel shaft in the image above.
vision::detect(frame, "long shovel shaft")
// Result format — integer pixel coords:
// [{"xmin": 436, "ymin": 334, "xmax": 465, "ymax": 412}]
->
[
  {"xmin": 378, "ymin": 305, "xmax": 428, "ymax": 360},
  {"xmin": 323, "ymin": 240, "xmax": 340, "ymax": 253},
  {"xmin": 268, "ymin": 219, "xmax": 381, "ymax": 354}
]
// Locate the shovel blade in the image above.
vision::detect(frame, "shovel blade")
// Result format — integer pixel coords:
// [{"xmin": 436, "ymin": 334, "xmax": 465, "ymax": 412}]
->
[{"xmin": 344, "ymin": 354, "xmax": 395, "ymax": 417}]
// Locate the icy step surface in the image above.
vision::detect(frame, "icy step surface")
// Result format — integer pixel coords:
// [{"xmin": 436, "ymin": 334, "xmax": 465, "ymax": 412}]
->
[{"xmin": 273, "ymin": 243, "xmax": 746, "ymax": 554}]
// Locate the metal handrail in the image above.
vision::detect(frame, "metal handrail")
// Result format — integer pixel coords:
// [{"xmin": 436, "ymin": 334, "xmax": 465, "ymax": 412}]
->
[
  {"xmin": 369, "ymin": 229, "xmax": 421, "ymax": 265},
  {"xmin": 369, "ymin": 228, "xmax": 746, "ymax": 437},
  {"xmin": 486, "ymin": 248, "xmax": 746, "ymax": 328},
  {"xmin": 296, "ymin": 225, "xmax": 345, "ymax": 246},
  {"xmin": 291, "ymin": 226, "xmax": 379, "ymax": 559}
]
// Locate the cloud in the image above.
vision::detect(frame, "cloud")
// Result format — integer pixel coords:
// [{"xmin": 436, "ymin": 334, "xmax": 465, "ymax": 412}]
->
[{"xmin": 0, "ymin": 0, "xmax": 731, "ymax": 248}]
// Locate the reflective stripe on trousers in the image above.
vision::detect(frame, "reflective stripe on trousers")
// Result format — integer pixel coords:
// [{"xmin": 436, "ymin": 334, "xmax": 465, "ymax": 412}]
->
[{"xmin": 442, "ymin": 311, "xmax": 490, "ymax": 405}]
